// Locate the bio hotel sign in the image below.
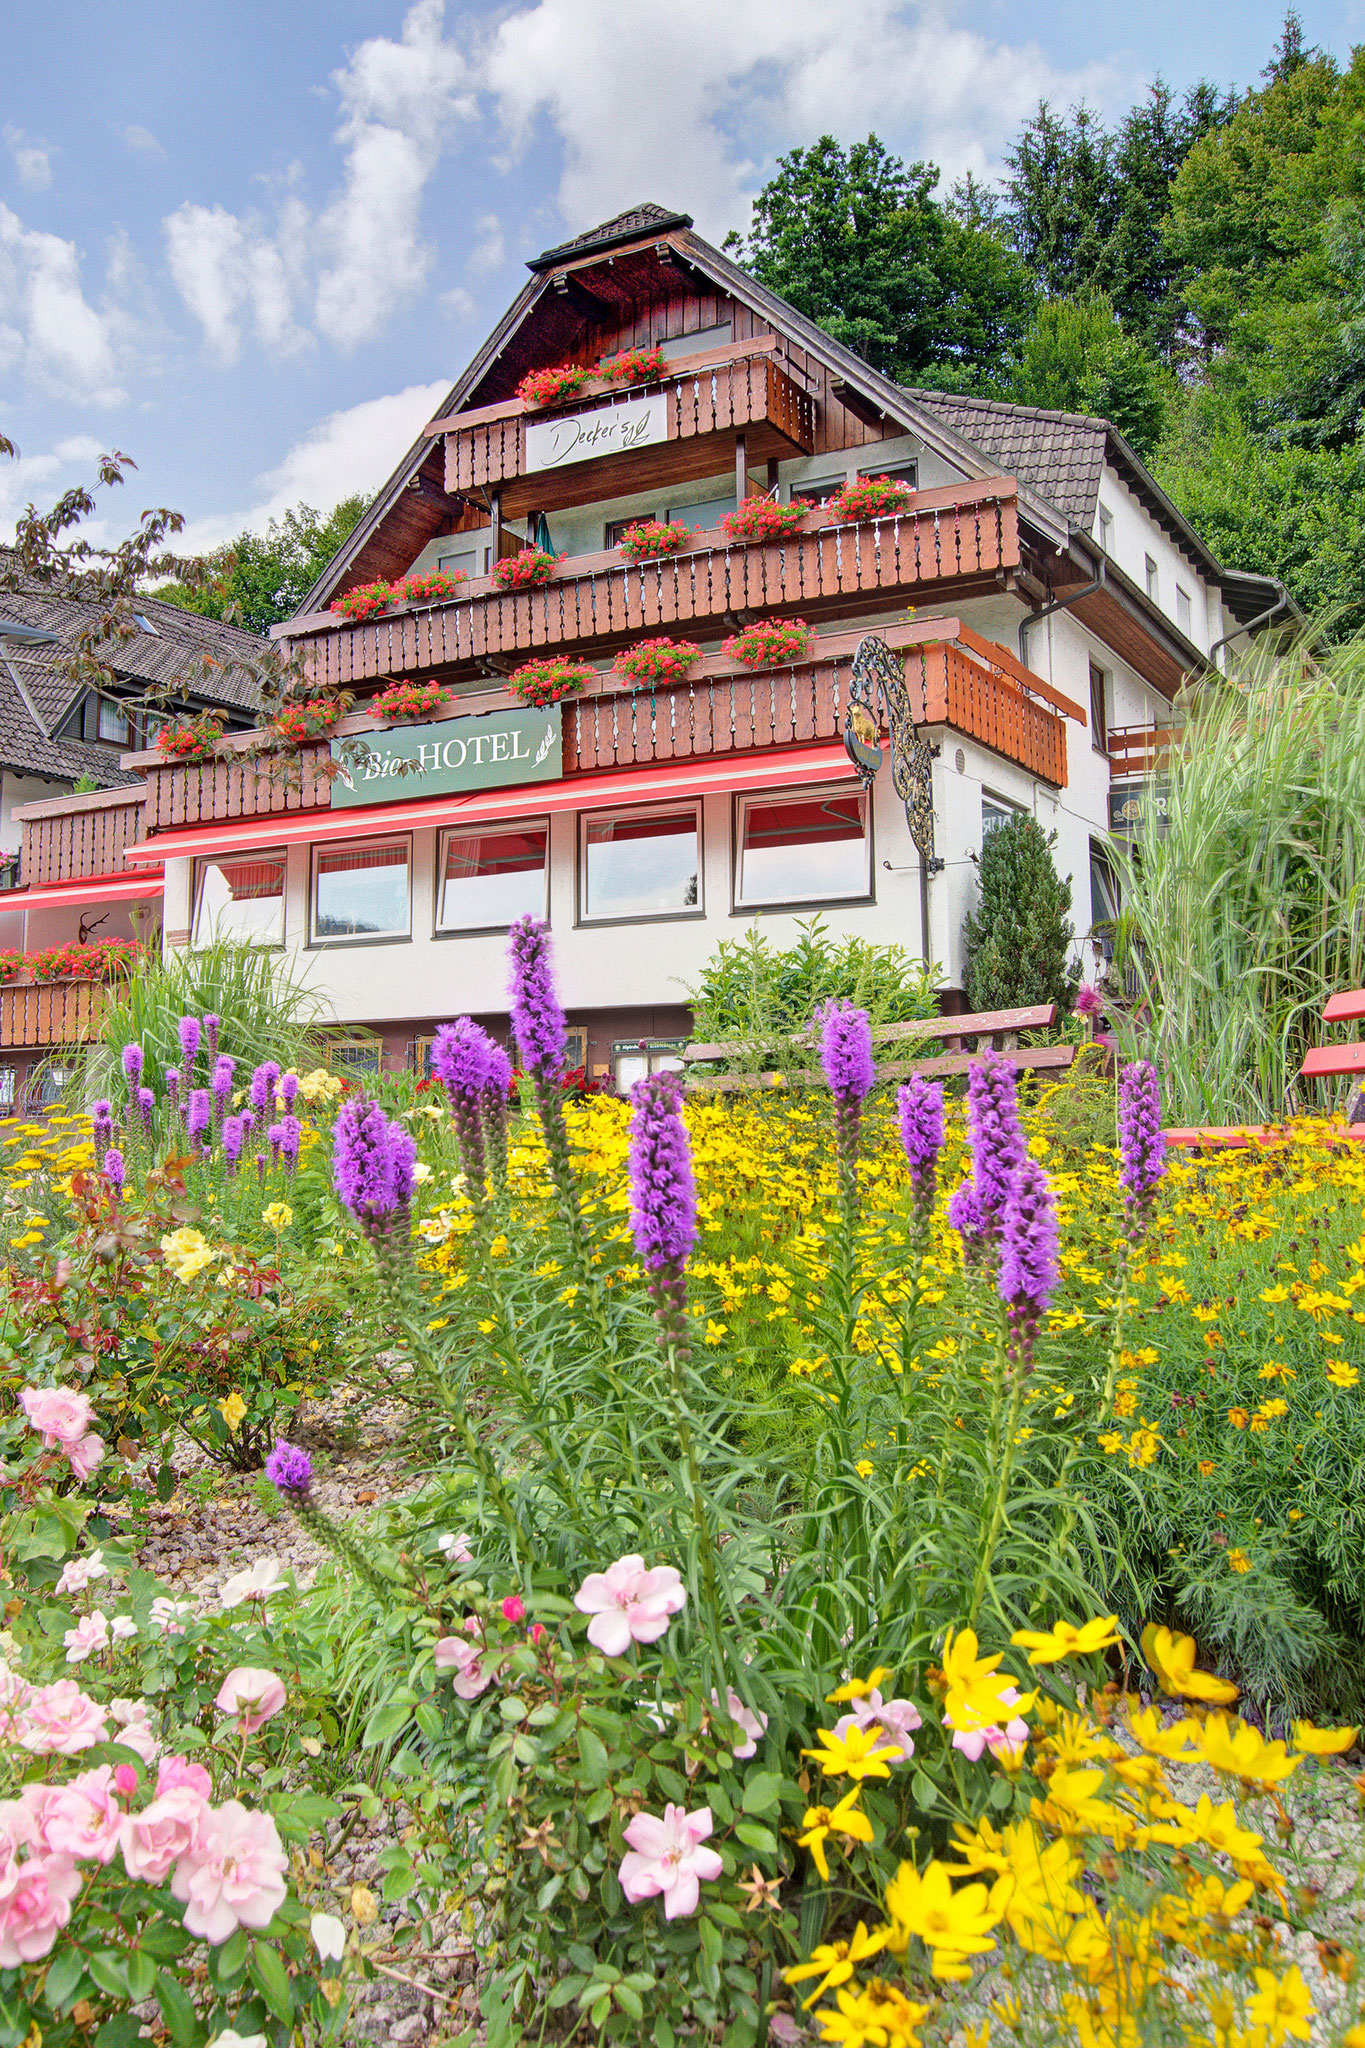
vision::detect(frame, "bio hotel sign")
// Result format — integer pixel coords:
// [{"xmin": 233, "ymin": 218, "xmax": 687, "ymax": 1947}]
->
[
  {"xmin": 524, "ymin": 392, "xmax": 667, "ymax": 473},
  {"xmin": 329, "ymin": 704, "xmax": 562, "ymax": 808}
]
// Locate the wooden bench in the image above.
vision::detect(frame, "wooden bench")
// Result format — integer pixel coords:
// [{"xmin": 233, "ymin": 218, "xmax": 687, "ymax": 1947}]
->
[
  {"xmin": 682, "ymin": 1002, "xmax": 1075, "ymax": 1094},
  {"xmin": 1165, "ymin": 989, "xmax": 1365, "ymax": 1149}
]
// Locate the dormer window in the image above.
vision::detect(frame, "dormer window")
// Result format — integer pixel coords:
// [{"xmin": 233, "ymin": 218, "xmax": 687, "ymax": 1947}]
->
[{"xmin": 97, "ymin": 698, "xmax": 129, "ymax": 745}]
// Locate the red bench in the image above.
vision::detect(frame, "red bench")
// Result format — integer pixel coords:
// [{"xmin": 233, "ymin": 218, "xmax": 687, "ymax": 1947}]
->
[{"xmin": 1165, "ymin": 989, "xmax": 1365, "ymax": 1149}]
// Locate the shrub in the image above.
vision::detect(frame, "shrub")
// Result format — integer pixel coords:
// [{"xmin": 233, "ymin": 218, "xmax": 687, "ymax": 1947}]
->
[
  {"xmin": 507, "ymin": 656, "xmax": 596, "ymax": 708},
  {"xmin": 719, "ymin": 497, "xmax": 809, "ymax": 543},
  {"xmin": 962, "ymin": 810, "xmax": 1081, "ymax": 1013},
  {"xmin": 155, "ymin": 710, "xmax": 228, "ymax": 762},
  {"xmin": 720, "ymin": 616, "xmax": 811, "ymax": 667},
  {"xmin": 596, "ymin": 344, "xmax": 668, "ymax": 384},
  {"xmin": 493, "ymin": 548, "xmax": 557, "ymax": 590},
  {"xmin": 516, "ymin": 361, "xmax": 591, "ymax": 408},
  {"xmin": 829, "ymin": 474, "xmax": 917, "ymax": 521},
  {"xmin": 617, "ymin": 519, "xmax": 695, "ymax": 563},
  {"xmin": 612, "ymin": 638, "xmax": 702, "ymax": 686},
  {"xmin": 370, "ymin": 677, "xmax": 450, "ymax": 723},
  {"xmin": 403, "ymin": 567, "xmax": 467, "ymax": 605},
  {"xmin": 329, "ymin": 579, "xmax": 399, "ymax": 622}
]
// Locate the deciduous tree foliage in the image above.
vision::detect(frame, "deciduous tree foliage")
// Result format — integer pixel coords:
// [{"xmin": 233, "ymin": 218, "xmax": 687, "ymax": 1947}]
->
[{"xmin": 156, "ymin": 496, "xmax": 369, "ymax": 633}]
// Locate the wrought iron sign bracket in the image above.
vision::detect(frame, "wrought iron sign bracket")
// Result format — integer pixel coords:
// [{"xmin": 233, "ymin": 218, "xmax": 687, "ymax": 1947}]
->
[{"xmin": 843, "ymin": 634, "xmax": 938, "ymax": 865}]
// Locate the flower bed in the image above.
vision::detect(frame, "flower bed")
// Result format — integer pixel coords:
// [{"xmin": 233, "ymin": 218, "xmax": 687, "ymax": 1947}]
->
[
  {"xmin": 516, "ymin": 362, "xmax": 591, "ymax": 409},
  {"xmin": 507, "ymin": 656, "xmax": 596, "ymax": 708},
  {"xmin": 329, "ymin": 578, "xmax": 400, "ymax": 622},
  {"xmin": 611, "ymin": 637, "xmax": 702, "ymax": 686},
  {"xmin": 721, "ymin": 616, "xmax": 812, "ymax": 667},
  {"xmin": 719, "ymin": 497, "xmax": 809, "ymax": 543},
  {"xmin": 617, "ymin": 518, "xmax": 695, "ymax": 564},
  {"xmin": 370, "ymin": 677, "xmax": 451, "ymax": 723},
  {"xmin": 0, "ymin": 937, "xmax": 148, "ymax": 985},
  {"xmin": 829, "ymin": 473, "xmax": 917, "ymax": 521},
  {"xmin": 492, "ymin": 548, "xmax": 557, "ymax": 591},
  {"xmin": 155, "ymin": 709, "xmax": 228, "ymax": 761},
  {"xmin": 595, "ymin": 344, "xmax": 668, "ymax": 385},
  {"xmin": 269, "ymin": 696, "xmax": 343, "ymax": 745}
]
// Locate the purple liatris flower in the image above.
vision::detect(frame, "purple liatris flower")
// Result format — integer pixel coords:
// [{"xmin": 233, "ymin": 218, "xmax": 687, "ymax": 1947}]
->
[
  {"xmin": 1118, "ymin": 1060, "xmax": 1166, "ymax": 1238},
  {"xmin": 211, "ymin": 1054, "xmax": 236, "ymax": 1102},
  {"xmin": 165, "ymin": 1067, "xmax": 181, "ymax": 1109},
  {"xmin": 998, "ymin": 1158, "xmax": 1059, "ymax": 1365},
  {"xmin": 249, "ymin": 1061, "xmax": 281, "ymax": 1115},
  {"xmin": 178, "ymin": 1015, "xmax": 201, "ymax": 1069},
  {"xmin": 818, "ymin": 1000, "xmax": 875, "ymax": 1105},
  {"xmin": 278, "ymin": 1115, "xmax": 301, "ymax": 1172},
  {"xmin": 265, "ymin": 1440, "xmax": 312, "ymax": 1496},
  {"xmin": 485, "ymin": 1039, "xmax": 513, "ymax": 1096},
  {"xmin": 121, "ymin": 1043, "xmax": 143, "ymax": 1086},
  {"xmin": 102, "ymin": 1146, "xmax": 125, "ymax": 1192},
  {"xmin": 92, "ymin": 1099, "xmax": 113, "ymax": 1151},
  {"xmin": 432, "ymin": 1016, "xmax": 497, "ymax": 1184},
  {"xmin": 279, "ymin": 1071, "xmax": 299, "ymax": 1111},
  {"xmin": 897, "ymin": 1075, "xmax": 944, "ymax": 1210},
  {"xmin": 186, "ymin": 1089, "xmax": 211, "ymax": 1144},
  {"xmin": 268, "ymin": 1120, "xmax": 284, "ymax": 1164},
  {"xmin": 203, "ymin": 1013, "xmax": 220, "ymax": 1058},
  {"xmin": 222, "ymin": 1115, "xmax": 244, "ymax": 1176},
  {"xmin": 967, "ymin": 1051, "xmax": 1026, "ymax": 1238},
  {"xmin": 947, "ymin": 1179, "xmax": 988, "ymax": 1265},
  {"xmin": 333, "ymin": 1098, "xmax": 416, "ymax": 1241},
  {"xmin": 508, "ymin": 915, "xmax": 566, "ymax": 1078},
  {"xmin": 482, "ymin": 1039, "xmax": 513, "ymax": 1188},
  {"xmin": 137, "ymin": 1087, "xmax": 155, "ymax": 1138},
  {"xmin": 255, "ymin": 1152, "xmax": 268, "ymax": 1183},
  {"xmin": 628, "ymin": 1072, "xmax": 696, "ymax": 1274}
]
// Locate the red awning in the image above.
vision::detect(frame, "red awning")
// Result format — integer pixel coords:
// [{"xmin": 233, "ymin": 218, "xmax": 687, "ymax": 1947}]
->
[
  {"xmin": 7, "ymin": 874, "xmax": 165, "ymax": 911},
  {"xmin": 124, "ymin": 744, "xmax": 860, "ymax": 866}
]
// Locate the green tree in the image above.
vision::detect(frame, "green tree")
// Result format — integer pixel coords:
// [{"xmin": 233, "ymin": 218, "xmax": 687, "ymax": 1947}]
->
[
  {"xmin": 726, "ymin": 135, "xmax": 1037, "ymax": 388},
  {"xmin": 961, "ymin": 812, "xmax": 1081, "ymax": 1013},
  {"xmin": 1011, "ymin": 293, "xmax": 1173, "ymax": 458},
  {"xmin": 1003, "ymin": 102, "xmax": 1120, "ymax": 301},
  {"xmin": 156, "ymin": 496, "xmax": 369, "ymax": 633}
]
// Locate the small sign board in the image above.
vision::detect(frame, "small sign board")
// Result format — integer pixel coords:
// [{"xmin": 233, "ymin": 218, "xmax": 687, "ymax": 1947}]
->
[
  {"xmin": 1108, "ymin": 778, "xmax": 1170, "ymax": 835},
  {"xmin": 524, "ymin": 392, "xmax": 668, "ymax": 474},
  {"xmin": 330, "ymin": 704, "xmax": 562, "ymax": 808}
]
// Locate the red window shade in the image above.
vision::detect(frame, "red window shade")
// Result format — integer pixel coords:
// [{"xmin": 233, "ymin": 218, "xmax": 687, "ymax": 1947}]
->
[
  {"xmin": 216, "ymin": 858, "xmax": 285, "ymax": 901},
  {"xmin": 743, "ymin": 794, "xmax": 864, "ymax": 851},
  {"xmin": 444, "ymin": 828, "xmax": 547, "ymax": 882},
  {"xmin": 317, "ymin": 844, "xmax": 408, "ymax": 876},
  {"xmin": 585, "ymin": 809, "xmax": 696, "ymax": 846}
]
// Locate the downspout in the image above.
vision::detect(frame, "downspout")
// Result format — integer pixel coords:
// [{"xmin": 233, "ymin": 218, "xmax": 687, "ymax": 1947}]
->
[
  {"xmin": 1018, "ymin": 558, "xmax": 1106, "ymax": 668},
  {"xmin": 1207, "ymin": 581, "xmax": 1289, "ymax": 673}
]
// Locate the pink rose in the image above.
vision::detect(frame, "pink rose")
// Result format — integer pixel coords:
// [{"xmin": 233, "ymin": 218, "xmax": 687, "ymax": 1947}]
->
[
  {"xmin": 501, "ymin": 1595, "xmax": 526, "ymax": 1624},
  {"xmin": 63, "ymin": 1611, "xmax": 109, "ymax": 1664},
  {"xmin": 26, "ymin": 1767, "xmax": 123, "ymax": 1864},
  {"xmin": 710, "ymin": 1689, "xmax": 769, "ymax": 1760},
  {"xmin": 169, "ymin": 1800, "xmax": 288, "ymax": 1943},
  {"xmin": 19, "ymin": 1386, "xmax": 93, "ymax": 1448},
  {"xmin": 0, "ymin": 1850, "xmax": 82, "ymax": 1965},
  {"xmin": 56, "ymin": 1550, "xmax": 107, "ymax": 1595},
  {"xmin": 573, "ymin": 1554, "xmax": 686, "ymax": 1657},
  {"xmin": 433, "ymin": 1637, "xmax": 496, "ymax": 1700},
  {"xmin": 18, "ymin": 1681, "xmax": 109, "ymax": 1756},
  {"xmin": 0, "ymin": 1801, "xmax": 39, "ymax": 1865},
  {"xmin": 618, "ymin": 1804, "xmax": 722, "ymax": 1919},
  {"xmin": 121, "ymin": 1785, "xmax": 208, "ymax": 1882},
  {"xmin": 157, "ymin": 1754, "xmax": 213, "ymax": 1800},
  {"xmin": 0, "ymin": 1665, "xmax": 31, "ymax": 1741},
  {"xmin": 109, "ymin": 1699, "xmax": 162, "ymax": 1765},
  {"xmin": 64, "ymin": 1433, "xmax": 105, "ymax": 1482},
  {"xmin": 214, "ymin": 1668, "xmax": 286, "ymax": 1735}
]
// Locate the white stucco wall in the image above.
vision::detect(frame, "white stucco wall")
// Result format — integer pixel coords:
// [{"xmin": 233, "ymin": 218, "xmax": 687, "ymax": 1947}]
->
[
  {"xmin": 1094, "ymin": 463, "xmax": 1211, "ymax": 653},
  {"xmin": 1, "ymin": 771, "xmax": 65, "ymax": 857}
]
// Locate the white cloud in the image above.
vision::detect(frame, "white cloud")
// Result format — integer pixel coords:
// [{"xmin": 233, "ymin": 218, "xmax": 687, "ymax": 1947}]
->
[
  {"xmin": 4, "ymin": 127, "xmax": 53, "ymax": 192},
  {"xmin": 173, "ymin": 379, "xmax": 449, "ymax": 552},
  {"xmin": 484, "ymin": 0, "xmax": 1116, "ymax": 239},
  {"xmin": 0, "ymin": 434, "xmax": 107, "ymax": 540},
  {"xmin": 122, "ymin": 125, "xmax": 167, "ymax": 162},
  {"xmin": 0, "ymin": 205, "xmax": 122, "ymax": 402},
  {"xmin": 164, "ymin": 200, "xmax": 311, "ymax": 363}
]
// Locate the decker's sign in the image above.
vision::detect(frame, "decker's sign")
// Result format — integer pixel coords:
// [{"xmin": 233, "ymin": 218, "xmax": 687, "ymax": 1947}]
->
[
  {"xmin": 524, "ymin": 392, "xmax": 667, "ymax": 473},
  {"xmin": 329, "ymin": 704, "xmax": 562, "ymax": 808}
]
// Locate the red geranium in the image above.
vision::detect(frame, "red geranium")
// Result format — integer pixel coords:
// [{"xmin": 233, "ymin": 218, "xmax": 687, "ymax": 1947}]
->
[
  {"xmin": 596, "ymin": 345, "xmax": 668, "ymax": 385},
  {"xmin": 404, "ymin": 568, "xmax": 468, "ymax": 605},
  {"xmin": 493, "ymin": 549, "xmax": 557, "ymax": 591},
  {"xmin": 331, "ymin": 579, "xmax": 400, "ymax": 622},
  {"xmin": 720, "ymin": 498, "xmax": 810, "ymax": 544},
  {"xmin": 516, "ymin": 362, "xmax": 591, "ymax": 409},
  {"xmin": 11, "ymin": 937, "xmax": 149, "ymax": 985},
  {"xmin": 156, "ymin": 710, "xmax": 228, "ymax": 761},
  {"xmin": 371, "ymin": 678, "xmax": 452, "ymax": 723},
  {"xmin": 270, "ymin": 697, "xmax": 343, "ymax": 746},
  {"xmin": 612, "ymin": 638, "xmax": 702, "ymax": 687},
  {"xmin": 829, "ymin": 475, "xmax": 917, "ymax": 522},
  {"xmin": 508, "ymin": 657, "xmax": 596, "ymax": 708},
  {"xmin": 721, "ymin": 618, "xmax": 812, "ymax": 668},
  {"xmin": 617, "ymin": 519, "xmax": 695, "ymax": 564}
]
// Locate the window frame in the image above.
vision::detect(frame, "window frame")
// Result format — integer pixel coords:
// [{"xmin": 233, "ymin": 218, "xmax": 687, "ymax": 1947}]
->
[
  {"xmin": 1175, "ymin": 584, "xmax": 1193, "ymax": 635},
  {"xmin": 982, "ymin": 791, "xmax": 1025, "ymax": 841},
  {"xmin": 433, "ymin": 814, "xmax": 550, "ymax": 939},
  {"xmin": 192, "ymin": 847, "xmax": 288, "ymax": 952},
  {"xmin": 321, "ymin": 1034, "xmax": 384, "ymax": 1079},
  {"xmin": 1089, "ymin": 661, "xmax": 1109, "ymax": 757},
  {"xmin": 308, "ymin": 836, "xmax": 413, "ymax": 949},
  {"xmin": 857, "ymin": 458, "xmax": 919, "ymax": 489},
  {"xmin": 731, "ymin": 781, "xmax": 873, "ymax": 914},
  {"xmin": 1145, "ymin": 554, "xmax": 1160, "ymax": 602},
  {"xmin": 1097, "ymin": 504, "xmax": 1114, "ymax": 555},
  {"xmin": 97, "ymin": 696, "xmax": 130, "ymax": 746},
  {"xmin": 576, "ymin": 797, "xmax": 705, "ymax": 928},
  {"xmin": 604, "ymin": 513, "xmax": 663, "ymax": 550}
]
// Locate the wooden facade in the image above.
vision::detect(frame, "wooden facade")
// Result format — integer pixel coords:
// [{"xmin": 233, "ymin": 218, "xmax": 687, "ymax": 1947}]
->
[
  {"xmin": 21, "ymin": 792, "xmax": 145, "ymax": 887},
  {"xmin": 0, "ymin": 979, "xmax": 108, "ymax": 1051}
]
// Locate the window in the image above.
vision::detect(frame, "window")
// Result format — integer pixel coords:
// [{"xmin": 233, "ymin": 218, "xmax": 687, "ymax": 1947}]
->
[
  {"xmin": 1089, "ymin": 841, "xmax": 1120, "ymax": 960},
  {"xmin": 1089, "ymin": 662, "xmax": 1108, "ymax": 754},
  {"xmin": 1176, "ymin": 585, "xmax": 1192, "ymax": 635},
  {"xmin": 0, "ymin": 1066, "xmax": 14, "ymax": 1109},
  {"xmin": 1097, "ymin": 504, "xmax": 1114, "ymax": 554},
  {"xmin": 437, "ymin": 820, "xmax": 548, "ymax": 933},
  {"xmin": 735, "ymin": 786, "xmax": 869, "ymax": 907},
  {"xmin": 580, "ymin": 804, "xmax": 700, "ymax": 922},
  {"xmin": 858, "ymin": 460, "xmax": 918, "ymax": 488},
  {"xmin": 656, "ymin": 323, "xmax": 732, "ymax": 363},
  {"xmin": 133, "ymin": 614, "xmax": 159, "ymax": 636},
  {"xmin": 324, "ymin": 1037, "xmax": 382, "ymax": 1079},
  {"xmin": 193, "ymin": 851, "xmax": 285, "ymax": 948},
  {"xmin": 35, "ymin": 1061, "xmax": 75, "ymax": 1108},
  {"xmin": 311, "ymin": 841, "xmax": 410, "ymax": 943},
  {"xmin": 604, "ymin": 514, "xmax": 662, "ymax": 550},
  {"xmin": 982, "ymin": 795, "xmax": 1022, "ymax": 839},
  {"xmin": 1145, "ymin": 555, "xmax": 1159, "ymax": 602},
  {"xmin": 97, "ymin": 698, "xmax": 129, "ymax": 744},
  {"xmin": 436, "ymin": 543, "xmax": 489, "ymax": 579},
  {"xmin": 790, "ymin": 477, "xmax": 846, "ymax": 507},
  {"xmin": 671, "ymin": 494, "xmax": 735, "ymax": 533}
]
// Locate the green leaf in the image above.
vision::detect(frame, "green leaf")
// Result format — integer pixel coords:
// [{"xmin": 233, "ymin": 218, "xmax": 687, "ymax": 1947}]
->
[
  {"xmin": 157, "ymin": 1462, "xmax": 177, "ymax": 1503},
  {"xmin": 582, "ymin": 1785, "xmax": 613, "ymax": 1825},
  {"xmin": 87, "ymin": 1953, "xmax": 130, "ymax": 2000},
  {"xmin": 614, "ymin": 1983, "xmax": 645, "ymax": 2022},
  {"xmin": 739, "ymin": 1770, "xmax": 782, "ymax": 1815},
  {"xmin": 155, "ymin": 1968, "xmax": 204, "ymax": 2047},
  {"xmin": 547, "ymin": 1976, "xmax": 587, "ymax": 2010},
  {"xmin": 910, "ymin": 1767, "xmax": 938, "ymax": 1810},
  {"xmin": 577, "ymin": 1727, "xmax": 610, "ymax": 1787},
  {"xmin": 248, "ymin": 1941, "xmax": 295, "ymax": 2024},
  {"xmin": 698, "ymin": 1916, "xmax": 724, "ymax": 1967},
  {"xmin": 363, "ymin": 1699, "xmax": 412, "ymax": 1746},
  {"xmin": 988, "ymin": 1776, "xmax": 1015, "ymax": 1811},
  {"xmin": 42, "ymin": 1945, "xmax": 86, "ymax": 2011},
  {"xmin": 96, "ymin": 2018, "xmax": 143, "ymax": 2048},
  {"xmin": 734, "ymin": 1820, "xmax": 777, "ymax": 1856},
  {"xmin": 125, "ymin": 1950, "xmax": 157, "ymax": 2001}
]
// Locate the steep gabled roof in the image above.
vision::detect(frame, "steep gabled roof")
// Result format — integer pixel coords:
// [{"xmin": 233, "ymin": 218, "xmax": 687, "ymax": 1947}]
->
[{"xmin": 906, "ymin": 390, "xmax": 1108, "ymax": 527}]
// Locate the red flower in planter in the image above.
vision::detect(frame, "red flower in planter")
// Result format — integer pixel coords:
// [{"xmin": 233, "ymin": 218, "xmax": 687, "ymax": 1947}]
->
[
  {"xmin": 19, "ymin": 937, "xmax": 148, "ymax": 985},
  {"xmin": 719, "ymin": 498, "xmax": 810, "ymax": 544},
  {"xmin": 270, "ymin": 696, "xmax": 344, "ymax": 746},
  {"xmin": 596, "ymin": 345, "xmax": 668, "ymax": 385},
  {"xmin": 404, "ymin": 568, "xmax": 468, "ymax": 605},
  {"xmin": 828, "ymin": 475, "xmax": 917, "ymax": 522},
  {"xmin": 611, "ymin": 638, "xmax": 702, "ymax": 687},
  {"xmin": 331, "ymin": 579, "xmax": 401, "ymax": 622},
  {"xmin": 493, "ymin": 549, "xmax": 558, "ymax": 591},
  {"xmin": 617, "ymin": 519, "xmax": 695, "ymax": 564},
  {"xmin": 370, "ymin": 678, "xmax": 452, "ymax": 723},
  {"xmin": 516, "ymin": 362, "xmax": 591, "ymax": 408},
  {"xmin": 156, "ymin": 710, "xmax": 228, "ymax": 761},
  {"xmin": 721, "ymin": 618, "xmax": 813, "ymax": 668},
  {"xmin": 508, "ymin": 657, "xmax": 596, "ymax": 708}
]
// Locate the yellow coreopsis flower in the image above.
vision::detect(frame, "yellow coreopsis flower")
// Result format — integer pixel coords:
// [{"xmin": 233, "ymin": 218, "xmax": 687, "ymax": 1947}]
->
[
  {"xmin": 883, "ymin": 1859, "xmax": 1009, "ymax": 1979},
  {"xmin": 784, "ymin": 1920, "xmax": 886, "ymax": 2007},
  {"xmin": 1140, "ymin": 1623, "xmax": 1239, "ymax": 1704},
  {"xmin": 1198, "ymin": 1713, "xmax": 1301, "ymax": 1792},
  {"xmin": 802, "ymin": 1722, "xmax": 901, "ymax": 1780},
  {"xmin": 827, "ymin": 1668, "xmax": 892, "ymax": 1703},
  {"xmin": 796, "ymin": 1788, "xmax": 874, "ymax": 1882},
  {"xmin": 808, "ymin": 1980, "xmax": 930, "ymax": 2048},
  {"xmin": 1010, "ymin": 1615, "xmax": 1121, "ymax": 1665},
  {"xmin": 1246, "ymin": 1964, "xmax": 1315, "ymax": 2044},
  {"xmin": 1291, "ymin": 1720, "xmax": 1358, "ymax": 1755},
  {"xmin": 262, "ymin": 1201, "xmax": 293, "ymax": 1231}
]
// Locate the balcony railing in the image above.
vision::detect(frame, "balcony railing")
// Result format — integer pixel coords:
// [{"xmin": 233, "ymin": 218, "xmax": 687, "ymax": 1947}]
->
[
  {"xmin": 1108, "ymin": 724, "xmax": 1182, "ymax": 776},
  {"xmin": 432, "ymin": 341, "xmax": 816, "ymax": 517},
  {"xmin": 20, "ymin": 790, "xmax": 146, "ymax": 887},
  {"xmin": 283, "ymin": 480, "xmax": 1021, "ymax": 696},
  {"xmin": 1, "ymin": 978, "xmax": 108, "ymax": 1051}
]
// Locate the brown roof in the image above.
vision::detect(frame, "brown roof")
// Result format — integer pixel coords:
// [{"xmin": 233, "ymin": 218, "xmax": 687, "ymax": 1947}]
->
[
  {"xmin": 528, "ymin": 203, "xmax": 694, "ymax": 272},
  {"xmin": 905, "ymin": 389, "xmax": 1109, "ymax": 527},
  {"xmin": 0, "ymin": 666, "xmax": 139, "ymax": 787}
]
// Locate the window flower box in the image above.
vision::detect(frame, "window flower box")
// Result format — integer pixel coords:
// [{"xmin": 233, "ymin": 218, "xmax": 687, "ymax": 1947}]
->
[
  {"xmin": 0, "ymin": 938, "xmax": 148, "ymax": 985},
  {"xmin": 596, "ymin": 345, "xmax": 668, "ymax": 386},
  {"xmin": 156, "ymin": 710, "xmax": 228, "ymax": 762},
  {"xmin": 404, "ymin": 568, "xmax": 467, "ymax": 605},
  {"xmin": 721, "ymin": 618, "xmax": 812, "ymax": 668},
  {"xmin": 617, "ymin": 519, "xmax": 695, "ymax": 564},
  {"xmin": 829, "ymin": 475, "xmax": 917, "ymax": 522},
  {"xmin": 371, "ymin": 678, "xmax": 452, "ymax": 724},
  {"xmin": 493, "ymin": 549, "xmax": 558, "ymax": 591},
  {"xmin": 270, "ymin": 697, "xmax": 344, "ymax": 746},
  {"xmin": 330, "ymin": 579, "xmax": 401, "ymax": 622},
  {"xmin": 612, "ymin": 638, "xmax": 702, "ymax": 687},
  {"xmin": 719, "ymin": 498, "xmax": 810, "ymax": 544},
  {"xmin": 516, "ymin": 362, "xmax": 591, "ymax": 409},
  {"xmin": 507, "ymin": 657, "xmax": 596, "ymax": 708}
]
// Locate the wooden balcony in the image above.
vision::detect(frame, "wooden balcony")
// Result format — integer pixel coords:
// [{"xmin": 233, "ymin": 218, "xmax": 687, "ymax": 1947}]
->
[
  {"xmin": 1, "ymin": 978, "xmax": 109, "ymax": 1051},
  {"xmin": 20, "ymin": 790, "xmax": 145, "ymax": 886},
  {"xmin": 434, "ymin": 341, "xmax": 817, "ymax": 517},
  {"xmin": 283, "ymin": 480, "xmax": 1021, "ymax": 697},
  {"xmin": 1108, "ymin": 724, "xmax": 1182, "ymax": 776}
]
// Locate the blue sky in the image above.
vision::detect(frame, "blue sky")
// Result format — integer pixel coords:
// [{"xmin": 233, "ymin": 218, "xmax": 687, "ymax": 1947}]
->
[{"xmin": 3, "ymin": 0, "xmax": 1362, "ymax": 556}]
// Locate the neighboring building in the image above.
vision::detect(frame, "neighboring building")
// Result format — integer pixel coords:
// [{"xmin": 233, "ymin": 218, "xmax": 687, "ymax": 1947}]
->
[
  {"xmin": 13, "ymin": 203, "xmax": 1292, "ymax": 1093},
  {"xmin": 0, "ymin": 582, "xmax": 261, "ymax": 1106}
]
